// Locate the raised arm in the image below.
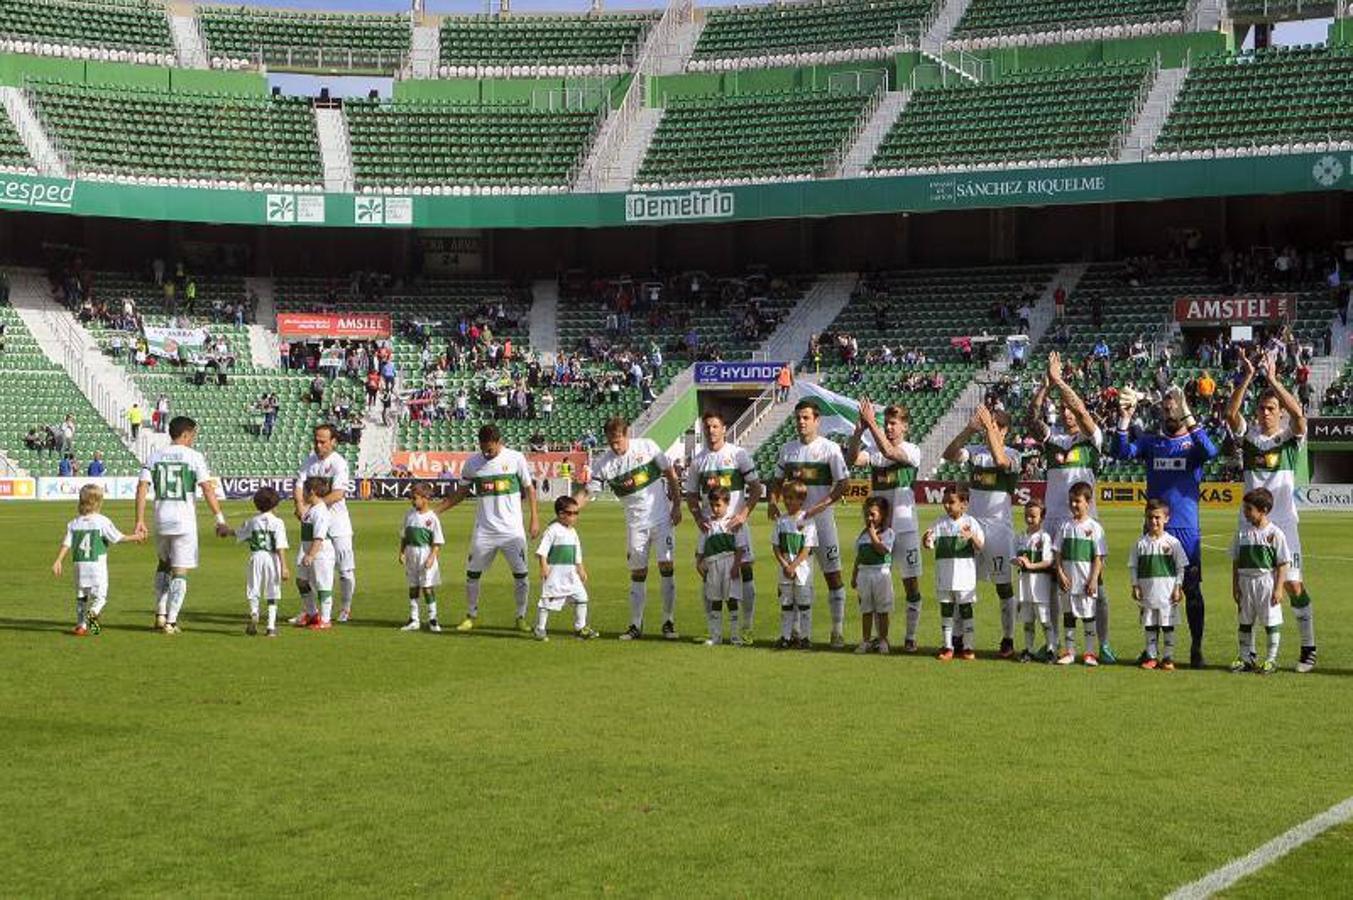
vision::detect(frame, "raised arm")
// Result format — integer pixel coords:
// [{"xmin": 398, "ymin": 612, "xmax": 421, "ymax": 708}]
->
[
  {"xmin": 859, "ymin": 398, "xmax": 916, "ymax": 466},
  {"xmin": 1048, "ymin": 352, "xmax": 1096, "ymax": 438},
  {"xmin": 1226, "ymin": 353, "xmax": 1256, "ymax": 435},
  {"xmin": 943, "ymin": 409, "xmax": 984, "ymax": 464},
  {"xmin": 1261, "ymin": 352, "xmax": 1306, "ymax": 438},
  {"xmin": 1028, "ymin": 372, "xmax": 1051, "ymax": 443},
  {"xmin": 977, "ymin": 405, "xmax": 1009, "ymax": 470}
]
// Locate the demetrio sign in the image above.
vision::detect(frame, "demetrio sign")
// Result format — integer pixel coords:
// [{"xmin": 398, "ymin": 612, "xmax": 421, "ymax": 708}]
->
[{"xmin": 0, "ymin": 151, "xmax": 1349, "ymax": 230}]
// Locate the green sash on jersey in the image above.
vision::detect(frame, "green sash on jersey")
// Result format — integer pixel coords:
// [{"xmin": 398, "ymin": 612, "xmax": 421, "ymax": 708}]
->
[
  {"xmin": 1242, "ymin": 438, "xmax": 1299, "ymax": 474},
  {"xmin": 404, "ymin": 526, "xmax": 436, "ymax": 547},
  {"xmin": 856, "ymin": 542, "xmax": 891, "ymax": 565},
  {"xmin": 546, "ymin": 543, "xmax": 578, "ymax": 565},
  {"xmin": 301, "ymin": 522, "xmax": 316, "ymax": 542},
  {"xmin": 699, "ymin": 467, "xmax": 746, "ymax": 492},
  {"xmin": 1044, "ymin": 439, "xmax": 1099, "ymax": 470},
  {"xmin": 702, "ymin": 532, "xmax": 737, "ymax": 557},
  {"xmin": 246, "ymin": 529, "xmax": 277, "ymax": 553},
  {"xmin": 934, "ymin": 535, "xmax": 975, "ymax": 559},
  {"xmin": 473, "ymin": 473, "xmax": 522, "ymax": 497},
  {"xmin": 1136, "ymin": 552, "xmax": 1177, "ymax": 579},
  {"xmin": 784, "ymin": 461, "xmax": 834, "ymax": 487},
  {"xmin": 1023, "ymin": 541, "xmax": 1047, "ymax": 564},
  {"xmin": 777, "ymin": 531, "xmax": 807, "ymax": 556},
  {"xmin": 970, "ymin": 465, "xmax": 1019, "ymax": 495},
  {"xmin": 152, "ymin": 461, "xmax": 197, "ymax": 501},
  {"xmin": 1236, "ymin": 543, "xmax": 1280, "ymax": 571},
  {"xmin": 71, "ymin": 529, "xmax": 108, "ymax": 562},
  {"xmin": 870, "ymin": 463, "xmax": 917, "ymax": 491},
  {"xmin": 610, "ymin": 459, "xmax": 663, "ymax": 497},
  {"xmin": 1060, "ymin": 536, "xmax": 1097, "ymax": 563}
]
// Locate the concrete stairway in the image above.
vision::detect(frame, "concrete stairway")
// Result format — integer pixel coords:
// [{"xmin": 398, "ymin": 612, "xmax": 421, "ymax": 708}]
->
[
  {"xmin": 837, "ymin": 90, "xmax": 910, "ymax": 178},
  {"xmin": 314, "ymin": 106, "xmax": 355, "ymax": 193},
  {"xmin": 0, "ymin": 86, "xmax": 65, "ymax": 176},
  {"xmin": 245, "ymin": 276, "xmax": 280, "ymax": 369},
  {"xmin": 169, "ymin": 14, "xmax": 209, "ymax": 68},
  {"xmin": 409, "ymin": 24, "xmax": 440, "ymax": 79},
  {"xmin": 598, "ymin": 107, "xmax": 663, "ymax": 192},
  {"xmin": 7, "ymin": 269, "xmax": 166, "ymax": 462},
  {"xmin": 1119, "ymin": 66, "xmax": 1189, "ymax": 162},
  {"xmin": 528, "ymin": 279, "xmax": 560, "ymax": 355}
]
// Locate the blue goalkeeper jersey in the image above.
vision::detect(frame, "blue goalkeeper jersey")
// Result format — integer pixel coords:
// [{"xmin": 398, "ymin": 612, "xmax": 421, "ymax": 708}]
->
[{"xmin": 1112, "ymin": 426, "xmax": 1220, "ymax": 527}]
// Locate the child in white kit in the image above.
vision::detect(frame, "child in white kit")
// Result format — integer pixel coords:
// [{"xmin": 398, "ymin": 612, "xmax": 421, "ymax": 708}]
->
[
  {"xmin": 51, "ymin": 484, "xmax": 142, "ymax": 635},
  {"xmin": 1053, "ymin": 481, "xmax": 1108, "ymax": 667},
  {"xmin": 533, "ymin": 495, "xmax": 597, "ymax": 641},
  {"xmin": 1012, "ymin": 497, "xmax": 1057, "ymax": 662},
  {"xmin": 696, "ymin": 486, "xmax": 745, "ymax": 646},
  {"xmin": 236, "ymin": 486, "xmax": 289, "ymax": 637},
  {"xmin": 853, "ymin": 496, "xmax": 895, "ymax": 655},
  {"xmin": 1231, "ymin": 487, "xmax": 1290, "ymax": 675},
  {"xmin": 399, "ymin": 482, "xmax": 445, "ymax": 633},
  {"xmin": 1128, "ymin": 498, "xmax": 1187, "ymax": 670},
  {"xmin": 295, "ymin": 476, "xmax": 337, "ymax": 629},
  {"xmin": 771, "ymin": 479, "xmax": 818, "ymax": 650},
  {"xmin": 923, "ymin": 484, "xmax": 986, "ymax": 661}
]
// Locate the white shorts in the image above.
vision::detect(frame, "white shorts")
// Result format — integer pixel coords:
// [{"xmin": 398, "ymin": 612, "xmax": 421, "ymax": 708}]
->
[
  {"xmin": 1017, "ymin": 573, "xmax": 1053, "ymax": 610},
  {"xmin": 296, "ymin": 548, "xmax": 336, "ymax": 592},
  {"xmin": 539, "ymin": 590, "xmax": 588, "ymax": 612},
  {"xmin": 1018, "ymin": 596, "xmax": 1052, "ymax": 625},
  {"xmin": 891, "ymin": 530, "xmax": 922, "ymax": 580},
  {"xmin": 330, "ymin": 534, "xmax": 356, "ymax": 575},
  {"xmin": 75, "ymin": 577, "xmax": 108, "ymax": 601},
  {"xmin": 778, "ymin": 582, "xmax": 814, "ymax": 607},
  {"xmin": 1066, "ymin": 592, "xmax": 1096, "ymax": 620},
  {"xmin": 975, "ymin": 518, "xmax": 1014, "ymax": 585},
  {"xmin": 1238, "ymin": 575, "xmax": 1284, "ymax": 628},
  {"xmin": 810, "ymin": 511, "xmax": 842, "ymax": 575},
  {"xmin": 404, "ymin": 546, "xmax": 442, "ymax": 589},
  {"xmin": 1275, "ymin": 520, "xmax": 1303, "ymax": 583},
  {"xmin": 245, "ymin": 553, "xmax": 282, "ymax": 601},
  {"xmin": 155, "ymin": 532, "xmax": 198, "ymax": 570},
  {"xmin": 627, "ymin": 522, "xmax": 675, "ymax": 570},
  {"xmin": 856, "ymin": 567, "xmax": 894, "ymax": 614},
  {"xmin": 467, "ymin": 533, "xmax": 529, "ymax": 576},
  {"xmin": 1141, "ymin": 605, "xmax": 1178, "ymax": 628},
  {"xmin": 938, "ymin": 589, "xmax": 977, "ymax": 606},
  {"xmin": 702, "ymin": 555, "xmax": 735, "ymax": 603}
]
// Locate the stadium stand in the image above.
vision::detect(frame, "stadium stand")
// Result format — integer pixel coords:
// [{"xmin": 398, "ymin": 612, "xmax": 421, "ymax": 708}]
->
[
  {"xmin": 198, "ymin": 6, "xmax": 412, "ymax": 73},
  {"xmin": 345, "ymin": 99, "xmax": 600, "ymax": 192},
  {"xmin": 31, "ymin": 81, "xmax": 323, "ymax": 189},
  {"xmin": 948, "ymin": 0, "xmax": 1190, "ymax": 49},
  {"xmin": 752, "ymin": 265, "xmax": 1054, "ymax": 477},
  {"xmin": 0, "ymin": 115, "xmax": 33, "ymax": 173},
  {"xmin": 868, "ymin": 60, "xmax": 1152, "ymax": 173},
  {"xmin": 1152, "ymin": 45, "xmax": 1353, "ymax": 159},
  {"xmin": 636, "ymin": 88, "xmax": 871, "ymax": 186},
  {"xmin": 437, "ymin": 12, "xmax": 657, "ymax": 76},
  {"xmin": 689, "ymin": 0, "xmax": 932, "ymax": 68},
  {"xmin": 0, "ymin": 298, "xmax": 140, "ymax": 476},
  {"xmin": 0, "ymin": 0, "xmax": 175, "ymax": 64}
]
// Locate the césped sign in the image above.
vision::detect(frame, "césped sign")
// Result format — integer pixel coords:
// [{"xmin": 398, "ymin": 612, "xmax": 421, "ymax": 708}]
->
[{"xmin": 0, "ymin": 174, "xmax": 74, "ymax": 210}]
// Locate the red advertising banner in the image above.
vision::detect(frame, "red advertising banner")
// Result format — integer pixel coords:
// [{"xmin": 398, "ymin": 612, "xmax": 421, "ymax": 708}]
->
[
  {"xmin": 393, "ymin": 450, "xmax": 588, "ymax": 482},
  {"xmin": 277, "ymin": 312, "xmax": 392, "ymax": 340},
  {"xmin": 1173, "ymin": 295, "xmax": 1296, "ymax": 325}
]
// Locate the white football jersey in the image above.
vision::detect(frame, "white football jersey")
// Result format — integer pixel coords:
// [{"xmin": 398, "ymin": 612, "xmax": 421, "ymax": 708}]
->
[
  {"xmin": 1235, "ymin": 423, "xmax": 1302, "ymax": 527},
  {"xmin": 461, "ymin": 447, "xmax": 533, "ymax": 540},
  {"xmin": 1042, "ymin": 426, "xmax": 1101, "ymax": 523},
  {"xmin": 588, "ymin": 438, "xmax": 673, "ymax": 530},
  {"xmin": 300, "ymin": 501, "xmax": 334, "ymax": 555},
  {"xmin": 1055, "ymin": 518, "xmax": 1108, "ymax": 595},
  {"xmin": 62, "ymin": 513, "xmax": 125, "ymax": 583},
  {"xmin": 955, "ymin": 444, "xmax": 1022, "ymax": 524},
  {"xmin": 298, "ymin": 452, "xmax": 353, "ymax": 538},
  {"xmin": 401, "ymin": 508, "xmax": 445, "ymax": 549},
  {"xmin": 867, "ymin": 442, "xmax": 921, "ymax": 534},
  {"xmin": 774, "ymin": 436, "xmax": 848, "ymax": 511},
  {"xmin": 236, "ymin": 511, "xmax": 289, "ymax": 554},
  {"xmin": 1128, "ymin": 532, "xmax": 1187, "ymax": 608},
  {"xmin": 140, "ymin": 443, "xmax": 213, "ymax": 536},
  {"xmin": 686, "ymin": 442, "xmax": 759, "ymax": 517},
  {"xmin": 930, "ymin": 514, "xmax": 985, "ymax": 593},
  {"xmin": 537, "ymin": 521, "xmax": 584, "ymax": 598}
]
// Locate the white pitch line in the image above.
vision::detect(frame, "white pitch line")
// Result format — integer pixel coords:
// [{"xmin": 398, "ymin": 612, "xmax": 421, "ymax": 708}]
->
[
  {"xmin": 1199, "ymin": 538, "xmax": 1353, "ymax": 564},
  {"xmin": 1165, "ymin": 796, "xmax": 1353, "ymax": 899}
]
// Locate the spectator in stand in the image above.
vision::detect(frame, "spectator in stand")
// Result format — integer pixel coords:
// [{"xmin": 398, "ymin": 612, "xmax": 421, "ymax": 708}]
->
[
  {"xmin": 308, "ymin": 375, "xmax": 325, "ymax": 405},
  {"xmin": 1196, "ymin": 370, "xmax": 1216, "ymax": 405},
  {"xmin": 58, "ymin": 453, "xmax": 75, "ymax": 477},
  {"xmin": 263, "ymin": 394, "xmax": 278, "ymax": 438},
  {"xmin": 776, "ymin": 362, "xmax": 794, "ymax": 403},
  {"xmin": 1091, "ymin": 338, "xmax": 1112, "ymax": 388},
  {"xmin": 86, "ymin": 451, "xmax": 105, "ymax": 477},
  {"xmin": 59, "ymin": 414, "xmax": 76, "ymax": 453},
  {"xmin": 155, "ymin": 395, "xmax": 170, "ymax": 433},
  {"xmin": 1053, "ymin": 284, "xmax": 1067, "ymax": 320},
  {"xmin": 381, "ymin": 357, "xmax": 397, "ymax": 392},
  {"xmin": 128, "ymin": 403, "xmax": 143, "ymax": 440}
]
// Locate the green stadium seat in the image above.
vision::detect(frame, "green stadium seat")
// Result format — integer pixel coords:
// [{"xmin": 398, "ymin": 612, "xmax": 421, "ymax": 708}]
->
[{"xmin": 199, "ymin": 7, "xmax": 411, "ymax": 74}]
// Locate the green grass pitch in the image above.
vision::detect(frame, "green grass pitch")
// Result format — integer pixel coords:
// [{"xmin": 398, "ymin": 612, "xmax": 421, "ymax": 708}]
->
[{"xmin": 2, "ymin": 500, "xmax": 1350, "ymax": 896}]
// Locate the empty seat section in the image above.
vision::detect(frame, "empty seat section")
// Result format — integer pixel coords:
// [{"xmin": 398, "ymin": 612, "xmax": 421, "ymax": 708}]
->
[
  {"xmin": 439, "ymin": 13, "xmax": 657, "ymax": 67},
  {"xmin": 692, "ymin": 0, "xmax": 934, "ymax": 59},
  {"xmin": 869, "ymin": 60, "xmax": 1151, "ymax": 171},
  {"xmin": 198, "ymin": 6, "xmax": 411, "ymax": 72},
  {"xmin": 0, "ymin": 0, "xmax": 172, "ymax": 54},
  {"xmin": 32, "ymin": 80, "xmax": 323, "ymax": 186},
  {"xmin": 952, "ymin": 0, "xmax": 1188, "ymax": 39},
  {"xmin": 345, "ymin": 99, "xmax": 599, "ymax": 188},
  {"xmin": 0, "ymin": 115, "xmax": 32, "ymax": 170},
  {"xmin": 638, "ymin": 88, "xmax": 870, "ymax": 185},
  {"xmin": 1155, "ymin": 45, "xmax": 1353, "ymax": 155}
]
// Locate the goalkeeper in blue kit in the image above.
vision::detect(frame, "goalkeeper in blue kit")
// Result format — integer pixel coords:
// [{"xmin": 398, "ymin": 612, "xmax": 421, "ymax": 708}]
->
[{"xmin": 1113, "ymin": 384, "xmax": 1219, "ymax": 669}]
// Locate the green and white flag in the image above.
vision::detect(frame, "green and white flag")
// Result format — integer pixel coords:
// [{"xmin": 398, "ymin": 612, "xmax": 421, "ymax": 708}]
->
[{"xmin": 798, "ymin": 382, "xmax": 875, "ymax": 448}]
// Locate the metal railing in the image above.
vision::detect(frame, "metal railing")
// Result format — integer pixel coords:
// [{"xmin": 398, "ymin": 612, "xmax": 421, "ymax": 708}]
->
[
  {"xmin": 727, "ymin": 385, "xmax": 779, "ymax": 447},
  {"xmin": 825, "ymin": 71, "xmax": 889, "ymax": 176},
  {"xmin": 15, "ymin": 85, "xmax": 72, "ymax": 176},
  {"xmin": 225, "ymin": 44, "xmax": 410, "ymax": 73},
  {"xmin": 44, "ymin": 309, "xmax": 153, "ymax": 460},
  {"xmin": 947, "ymin": 13, "xmax": 1192, "ymax": 48}
]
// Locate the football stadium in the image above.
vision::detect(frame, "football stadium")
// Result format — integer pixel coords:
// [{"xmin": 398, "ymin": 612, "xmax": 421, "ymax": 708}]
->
[{"xmin": 2, "ymin": 0, "xmax": 1353, "ymax": 893}]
